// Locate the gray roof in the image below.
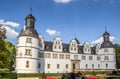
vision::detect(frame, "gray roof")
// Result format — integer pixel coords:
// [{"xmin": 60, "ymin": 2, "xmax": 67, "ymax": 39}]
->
[
  {"xmin": 25, "ymin": 14, "xmax": 36, "ymax": 21},
  {"xmin": 75, "ymin": 38, "xmax": 80, "ymax": 44},
  {"xmin": 44, "ymin": 41, "xmax": 97, "ymax": 54},
  {"xmin": 19, "ymin": 13, "xmax": 39, "ymax": 38},
  {"xmin": 101, "ymin": 41, "xmax": 114, "ymax": 48},
  {"xmin": 103, "ymin": 31, "xmax": 110, "ymax": 36},
  {"xmin": 19, "ymin": 27, "xmax": 39, "ymax": 38},
  {"xmin": 101, "ymin": 31, "xmax": 114, "ymax": 48},
  {"xmin": 44, "ymin": 41, "xmax": 53, "ymax": 51}
]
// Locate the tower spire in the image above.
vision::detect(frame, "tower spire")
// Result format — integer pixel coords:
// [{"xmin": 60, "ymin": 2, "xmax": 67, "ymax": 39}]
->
[
  {"xmin": 30, "ymin": 6, "xmax": 32, "ymax": 14},
  {"xmin": 105, "ymin": 25, "xmax": 107, "ymax": 32}
]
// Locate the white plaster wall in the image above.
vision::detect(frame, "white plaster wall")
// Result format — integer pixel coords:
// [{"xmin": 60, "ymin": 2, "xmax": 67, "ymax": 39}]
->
[
  {"xmin": 16, "ymin": 58, "xmax": 39, "ymax": 73},
  {"xmin": 16, "ymin": 36, "xmax": 40, "ymax": 73},
  {"xmin": 44, "ymin": 58, "xmax": 71, "ymax": 73},
  {"xmin": 17, "ymin": 36, "xmax": 39, "ymax": 48},
  {"xmin": 16, "ymin": 47, "xmax": 39, "ymax": 58},
  {"xmin": 80, "ymin": 55, "xmax": 100, "ymax": 69}
]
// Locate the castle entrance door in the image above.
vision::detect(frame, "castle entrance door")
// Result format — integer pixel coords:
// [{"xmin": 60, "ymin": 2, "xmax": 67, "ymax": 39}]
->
[{"xmin": 71, "ymin": 60, "xmax": 80, "ymax": 72}]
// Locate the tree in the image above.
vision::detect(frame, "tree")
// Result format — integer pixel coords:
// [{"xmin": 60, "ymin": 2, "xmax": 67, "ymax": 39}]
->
[
  {"xmin": 0, "ymin": 40, "xmax": 15, "ymax": 71},
  {"xmin": 0, "ymin": 24, "xmax": 15, "ymax": 72},
  {"xmin": 0, "ymin": 24, "xmax": 6, "ymax": 40},
  {"xmin": 114, "ymin": 44, "xmax": 120, "ymax": 69}
]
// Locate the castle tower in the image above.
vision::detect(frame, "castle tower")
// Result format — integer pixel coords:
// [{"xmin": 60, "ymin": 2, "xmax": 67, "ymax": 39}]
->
[
  {"xmin": 100, "ymin": 31, "xmax": 116, "ymax": 69},
  {"xmin": 15, "ymin": 11, "xmax": 40, "ymax": 73}
]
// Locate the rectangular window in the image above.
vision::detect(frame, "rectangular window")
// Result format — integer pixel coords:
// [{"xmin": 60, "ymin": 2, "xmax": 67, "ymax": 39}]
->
[
  {"xmin": 45, "ymin": 53, "xmax": 51, "ymax": 58},
  {"xmin": 92, "ymin": 64, "xmax": 94, "ymax": 69},
  {"xmin": 104, "ymin": 56, "xmax": 109, "ymax": 60},
  {"xmin": 17, "ymin": 38, "xmax": 19, "ymax": 44},
  {"xmin": 25, "ymin": 49, "xmax": 32, "ymax": 56},
  {"xmin": 66, "ymin": 54, "xmax": 70, "ymax": 59},
  {"xmin": 82, "ymin": 56, "xmax": 86, "ymax": 60},
  {"xmin": 53, "ymin": 54, "xmax": 58, "ymax": 59},
  {"xmin": 74, "ymin": 55, "xmax": 78, "ymax": 60},
  {"xmin": 57, "ymin": 64, "xmax": 60, "ymax": 69},
  {"xmin": 16, "ymin": 49, "xmax": 18, "ymax": 56},
  {"xmin": 26, "ymin": 38, "xmax": 32, "ymax": 43},
  {"xmin": 26, "ymin": 61, "xmax": 29, "ymax": 68},
  {"xmin": 86, "ymin": 64, "xmax": 88, "ymax": 68},
  {"xmin": 38, "ymin": 63, "xmax": 40, "ymax": 68},
  {"xmin": 38, "ymin": 53, "xmax": 44, "ymax": 58},
  {"xmin": 47, "ymin": 64, "xmax": 50, "ymax": 69},
  {"xmin": 98, "ymin": 64, "xmax": 100, "ymax": 68},
  {"xmin": 89, "ymin": 56, "xmax": 93, "ymax": 60},
  {"xmin": 66, "ymin": 64, "xmax": 68, "ymax": 69},
  {"xmin": 106, "ymin": 64, "xmax": 108, "ymax": 68},
  {"xmin": 97, "ymin": 56, "xmax": 100, "ymax": 60},
  {"xmin": 104, "ymin": 48, "xmax": 108, "ymax": 52},
  {"xmin": 59, "ymin": 54, "xmax": 64, "ymax": 59}
]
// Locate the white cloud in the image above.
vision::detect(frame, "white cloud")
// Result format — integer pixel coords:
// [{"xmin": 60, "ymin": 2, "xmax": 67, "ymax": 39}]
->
[
  {"xmin": 54, "ymin": 0, "xmax": 73, "ymax": 3},
  {"xmin": 46, "ymin": 29, "xmax": 60, "ymax": 36},
  {"xmin": 0, "ymin": 19, "xmax": 20, "ymax": 39},
  {"xmin": 92, "ymin": 36, "xmax": 116, "ymax": 44},
  {"xmin": 0, "ymin": 19, "xmax": 19, "ymax": 28},
  {"xmin": 3, "ymin": 26, "xmax": 19, "ymax": 39}
]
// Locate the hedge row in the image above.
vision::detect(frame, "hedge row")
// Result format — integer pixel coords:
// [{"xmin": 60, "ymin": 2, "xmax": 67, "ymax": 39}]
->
[{"xmin": 0, "ymin": 71, "xmax": 114, "ymax": 79}]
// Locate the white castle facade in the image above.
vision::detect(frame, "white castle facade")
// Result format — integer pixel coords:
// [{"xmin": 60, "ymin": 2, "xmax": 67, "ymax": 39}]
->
[{"xmin": 15, "ymin": 13, "xmax": 116, "ymax": 73}]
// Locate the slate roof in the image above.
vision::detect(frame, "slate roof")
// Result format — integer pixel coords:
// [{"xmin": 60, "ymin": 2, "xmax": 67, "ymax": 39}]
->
[
  {"xmin": 25, "ymin": 14, "xmax": 36, "ymax": 21},
  {"xmin": 44, "ymin": 41, "xmax": 97, "ymax": 54},
  {"xmin": 19, "ymin": 13, "xmax": 39, "ymax": 38},
  {"xmin": 101, "ymin": 41, "xmax": 114, "ymax": 48},
  {"xmin": 19, "ymin": 27, "xmax": 39, "ymax": 38}
]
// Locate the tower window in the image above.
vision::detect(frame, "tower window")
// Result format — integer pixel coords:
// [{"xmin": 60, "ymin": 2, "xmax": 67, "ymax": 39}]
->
[
  {"xmin": 104, "ymin": 48, "xmax": 108, "ymax": 52},
  {"xmin": 26, "ymin": 61, "xmax": 30, "ymax": 68},
  {"xmin": 25, "ymin": 49, "xmax": 32, "ymax": 56},
  {"xmin": 16, "ymin": 49, "xmax": 18, "ymax": 56},
  {"xmin": 104, "ymin": 56, "xmax": 109, "ymax": 60},
  {"xmin": 17, "ymin": 38, "xmax": 19, "ymax": 44},
  {"xmin": 26, "ymin": 38, "xmax": 32, "ymax": 43}
]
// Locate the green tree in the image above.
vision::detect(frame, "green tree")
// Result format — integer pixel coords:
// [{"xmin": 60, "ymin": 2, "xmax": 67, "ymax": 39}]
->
[
  {"xmin": 114, "ymin": 44, "xmax": 120, "ymax": 69},
  {"xmin": 0, "ymin": 24, "xmax": 15, "ymax": 72},
  {"xmin": 0, "ymin": 39, "xmax": 15, "ymax": 72}
]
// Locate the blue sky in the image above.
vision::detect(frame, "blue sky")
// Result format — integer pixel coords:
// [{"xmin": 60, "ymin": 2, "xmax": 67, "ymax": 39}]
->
[{"xmin": 0, "ymin": 0, "xmax": 120, "ymax": 45}]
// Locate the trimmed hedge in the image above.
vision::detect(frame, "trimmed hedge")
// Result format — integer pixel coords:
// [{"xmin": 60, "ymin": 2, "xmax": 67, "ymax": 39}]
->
[
  {"xmin": 0, "ymin": 73, "xmax": 17, "ymax": 79},
  {"xmin": 0, "ymin": 71, "xmax": 115, "ymax": 79}
]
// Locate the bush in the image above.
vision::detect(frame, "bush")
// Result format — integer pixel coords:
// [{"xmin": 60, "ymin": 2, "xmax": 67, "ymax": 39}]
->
[{"xmin": 0, "ymin": 73, "xmax": 17, "ymax": 79}]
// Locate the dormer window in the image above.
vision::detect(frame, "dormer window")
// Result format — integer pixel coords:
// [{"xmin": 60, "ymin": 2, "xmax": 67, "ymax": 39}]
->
[
  {"xmin": 53, "ymin": 37, "xmax": 63, "ymax": 52},
  {"xmin": 54, "ymin": 46, "xmax": 57, "ymax": 49}
]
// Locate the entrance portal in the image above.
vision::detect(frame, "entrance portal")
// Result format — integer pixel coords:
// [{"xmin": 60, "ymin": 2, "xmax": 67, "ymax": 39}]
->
[{"xmin": 71, "ymin": 60, "xmax": 80, "ymax": 72}]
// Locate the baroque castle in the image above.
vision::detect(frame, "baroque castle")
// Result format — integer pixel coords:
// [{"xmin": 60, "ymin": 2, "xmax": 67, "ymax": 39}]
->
[{"xmin": 15, "ymin": 12, "xmax": 116, "ymax": 73}]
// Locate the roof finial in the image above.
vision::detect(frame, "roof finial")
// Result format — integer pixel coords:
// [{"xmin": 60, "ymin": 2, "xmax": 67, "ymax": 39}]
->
[
  {"xmin": 105, "ymin": 25, "xmax": 107, "ymax": 32},
  {"xmin": 75, "ymin": 34, "xmax": 76, "ymax": 39},
  {"xmin": 30, "ymin": 5, "xmax": 32, "ymax": 14}
]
